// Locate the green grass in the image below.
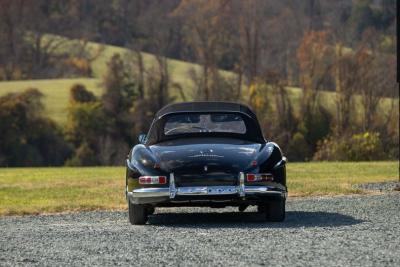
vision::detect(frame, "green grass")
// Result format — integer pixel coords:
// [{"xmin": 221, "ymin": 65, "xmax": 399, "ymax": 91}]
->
[
  {"xmin": 0, "ymin": 167, "xmax": 125, "ymax": 216},
  {"xmin": 0, "ymin": 161, "xmax": 398, "ymax": 216},
  {"xmin": 287, "ymin": 161, "xmax": 399, "ymax": 196}
]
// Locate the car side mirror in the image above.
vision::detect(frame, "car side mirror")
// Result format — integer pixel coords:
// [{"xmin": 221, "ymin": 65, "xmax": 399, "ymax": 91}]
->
[{"xmin": 138, "ymin": 134, "xmax": 147, "ymax": 144}]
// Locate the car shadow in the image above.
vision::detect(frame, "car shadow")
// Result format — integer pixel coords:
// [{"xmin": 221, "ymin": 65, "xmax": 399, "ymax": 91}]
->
[{"xmin": 147, "ymin": 211, "xmax": 363, "ymax": 228}]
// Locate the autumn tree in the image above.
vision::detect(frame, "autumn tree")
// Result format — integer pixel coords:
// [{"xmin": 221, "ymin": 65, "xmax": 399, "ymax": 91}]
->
[
  {"xmin": 354, "ymin": 29, "xmax": 392, "ymax": 131},
  {"xmin": 294, "ymin": 30, "xmax": 334, "ymax": 157},
  {"xmin": 252, "ymin": 71, "xmax": 296, "ymax": 145},
  {"xmin": 332, "ymin": 44, "xmax": 357, "ymax": 134},
  {"xmin": 297, "ymin": 30, "xmax": 333, "ymax": 115}
]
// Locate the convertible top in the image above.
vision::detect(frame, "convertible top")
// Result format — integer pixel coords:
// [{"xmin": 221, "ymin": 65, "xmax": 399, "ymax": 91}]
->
[
  {"xmin": 146, "ymin": 102, "xmax": 265, "ymax": 145},
  {"xmin": 156, "ymin": 102, "xmax": 258, "ymax": 121}
]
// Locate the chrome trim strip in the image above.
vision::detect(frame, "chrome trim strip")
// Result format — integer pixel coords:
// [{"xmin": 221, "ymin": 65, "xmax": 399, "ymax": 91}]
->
[
  {"xmin": 129, "ymin": 185, "xmax": 285, "ymax": 199},
  {"xmin": 239, "ymin": 172, "xmax": 245, "ymax": 197},
  {"xmin": 169, "ymin": 173, "xmax": 176, "ymax": 199},
  {"xmin": 129, "ymin": 188, "xmax": 169, "ymax": 198},
  {"xmin": 177, "ymin": 186, "xmax": 208, "ymax": 195},
  {"xmin": 245, "ymin": 186, "xmax": 270, "ymax": 193},
  {"xmin": 178, "ymin": 186, "xmax": 238, "ymax": 195},
  {"xmin": 207, "ymin": 186, "xmax": 238, "ymax": 195},
  {"xmin": 170, "ymin": 199, "xmax": 234, "ymax": 204},
  {"xmin": 244, "ymin": 186, "xmax": 283, "ymax": 196}
]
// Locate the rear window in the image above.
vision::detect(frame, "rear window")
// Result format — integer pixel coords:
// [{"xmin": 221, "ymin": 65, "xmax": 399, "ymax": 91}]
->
[{"xmin": 164, "ymin": 113, "xmax": 246, "ymax": 135}]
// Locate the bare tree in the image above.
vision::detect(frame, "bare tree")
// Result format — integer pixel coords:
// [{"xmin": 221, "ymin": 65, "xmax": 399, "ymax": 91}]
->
[
  {"xmin": 332, "ymin": 44, "xmax": 357, "ymax": 134},
  {"xmin": 297, "ymin": 30, "xmax": 333, "ymax": 116},
  {"xmin": 0, "ymin": 0, "xmax": 27, "ymax": 80},
  {"xmin": 264, "ymin": 71, "xmax": 296, "ymax": 145},
  {"xmin": 172, "ymin": 0, "xmax": 233, "ymax": 100},
  {"xmin": 355, "ymin": 29, "xmax": 388, "ymax": 131},
  {"xmin": 0, "ymin": 0, "xmax": 101, "ymax": 80},
  {"xmin": 235, "ymin": 0, "xmax": 263, "ymax": 86}
]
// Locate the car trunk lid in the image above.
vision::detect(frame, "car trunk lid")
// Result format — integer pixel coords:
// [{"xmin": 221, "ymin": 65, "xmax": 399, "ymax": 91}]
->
[{"xmin": 150, "ymin": 137, "xmax": 260, "ymax": 186}]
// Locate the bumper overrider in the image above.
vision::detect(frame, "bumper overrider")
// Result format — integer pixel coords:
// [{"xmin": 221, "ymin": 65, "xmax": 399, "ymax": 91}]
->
[{"xmin": 127, "ymin": 172, "xmax": 287, "ymax": 204}]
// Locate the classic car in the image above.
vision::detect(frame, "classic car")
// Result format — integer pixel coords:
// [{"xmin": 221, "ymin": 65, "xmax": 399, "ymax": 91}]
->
[{"xmin": 125, "ymin": 102, "xmax": 287, "ymax": 224}]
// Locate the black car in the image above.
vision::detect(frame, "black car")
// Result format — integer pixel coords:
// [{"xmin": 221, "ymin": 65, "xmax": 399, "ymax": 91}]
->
[{"xmin": 125, "ymin": 102, "xmax": 287, "ymax": 224}]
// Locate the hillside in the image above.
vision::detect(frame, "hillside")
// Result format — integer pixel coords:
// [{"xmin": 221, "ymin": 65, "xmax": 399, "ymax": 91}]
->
[
  {"xmin": 0, "ymin": 38, "xmax": 232, "ymax": 124},
  {"xmin": 0, "ymin": 38, "xmax": 397, "ymax": 125}
]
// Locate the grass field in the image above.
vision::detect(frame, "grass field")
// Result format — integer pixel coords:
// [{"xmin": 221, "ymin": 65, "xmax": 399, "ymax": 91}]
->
[
  {"xmin": 0, "ymin": 78, "xmax": 101, "ymax": 123},
  {"xmin": 0, "ymin": 161, "xmax": 398, "ymax": 216}
]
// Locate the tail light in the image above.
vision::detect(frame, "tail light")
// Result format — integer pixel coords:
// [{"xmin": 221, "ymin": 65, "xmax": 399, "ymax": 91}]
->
[
  {"xmin": 139, "ymin": 176, "xmax": 167, "ymax": 185},
  {"xmin": 246, "ymin": 173, "xmax": 274, "ymax": 182}
]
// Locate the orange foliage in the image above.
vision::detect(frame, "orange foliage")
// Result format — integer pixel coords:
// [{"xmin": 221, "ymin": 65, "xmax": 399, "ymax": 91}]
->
[
  {"xmin": 297, "ymin": 30, "xmax": 333, "ymax": 94},
  {"xmin": 297, "ymin": 30, "xmax": 332, "ymax": 74},
  {"xmin": 64, "ymin": 57, "xmax": 91, "ymax": 76}
]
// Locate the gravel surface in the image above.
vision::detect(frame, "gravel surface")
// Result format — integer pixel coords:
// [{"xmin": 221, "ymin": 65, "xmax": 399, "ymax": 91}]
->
[
  {"xmin": 1, "ymin": 193, "xmax": 399, "ymax": 266},
  {"xmin": 353, "ymin": 181, "xmax": 400, "ymax": 192}
]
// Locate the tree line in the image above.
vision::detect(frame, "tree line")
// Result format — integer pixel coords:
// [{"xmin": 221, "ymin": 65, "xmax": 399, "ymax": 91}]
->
[
  {"xmin": 0, "ymin": 0, "xmax": 398, "ymax": 166},
  {"xmin": 1, "ymin": 0, "xmax": 396, "ymax": 88}
]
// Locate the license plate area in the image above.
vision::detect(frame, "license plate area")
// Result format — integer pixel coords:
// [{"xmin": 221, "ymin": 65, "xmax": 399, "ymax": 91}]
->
[
  {"xmin": 176, "ymin": 186, "xmax": 238, "ymax": 196},
  {"xmin": 207, "ymin": 186, "xmax": 238, "ymax": 195}
]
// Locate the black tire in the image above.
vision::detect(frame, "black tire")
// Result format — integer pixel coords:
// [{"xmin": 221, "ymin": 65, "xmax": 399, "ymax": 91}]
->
[
  {"xmin": 128, "ymin": 202, "xmax": 148, "ymax": 225},
  {"xmin": 266, "ymin": 198, "xmax": 286, "ymax": 222}
]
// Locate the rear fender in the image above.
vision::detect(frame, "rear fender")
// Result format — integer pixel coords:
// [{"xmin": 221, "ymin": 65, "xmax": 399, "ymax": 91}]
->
[{"xmin": 257, "ymin": 142, "xmax": 287, "ymax": 187}]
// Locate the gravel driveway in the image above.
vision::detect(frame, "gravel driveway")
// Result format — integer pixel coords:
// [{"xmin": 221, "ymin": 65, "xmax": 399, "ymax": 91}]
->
[{"xmin": 1, "ymin": 193, "xmax": 399, "ymax": 266}]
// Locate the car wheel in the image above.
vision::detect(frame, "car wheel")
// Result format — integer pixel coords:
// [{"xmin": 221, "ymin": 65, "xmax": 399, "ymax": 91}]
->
[
  {"xmin": 266, "ymin": 199, "xmax": 285, "ymax": 222},
  {"xmin": 128, "ymin": 202, "xmax": 148, "ymax": 225}
]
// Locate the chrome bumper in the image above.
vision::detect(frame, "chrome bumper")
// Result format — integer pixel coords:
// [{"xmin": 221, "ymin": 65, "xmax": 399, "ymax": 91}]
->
[{"xmin": 127, "ymin": 172, "xmax": 287, "ymax": 204}]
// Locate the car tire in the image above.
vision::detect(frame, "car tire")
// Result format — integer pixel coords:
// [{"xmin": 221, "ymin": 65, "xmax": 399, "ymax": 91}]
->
[
  {"xmin": 266, "ymin": 199, "xmax": 285, "ymax": 222},
  {"xmin": 128, "ymin": 202, "xmax": 148, "ymax": 225}
]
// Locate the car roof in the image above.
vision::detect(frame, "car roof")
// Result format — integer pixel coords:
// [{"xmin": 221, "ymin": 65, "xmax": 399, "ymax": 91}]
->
[
  {"xmin": 155, "ymin": 101, "xmax": 258, "ymax": 121},
  {"xmin": 145, "ymin": 102, "xmax": 266, "ymax": 145}
]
